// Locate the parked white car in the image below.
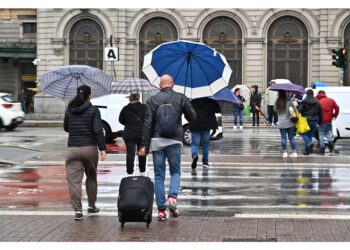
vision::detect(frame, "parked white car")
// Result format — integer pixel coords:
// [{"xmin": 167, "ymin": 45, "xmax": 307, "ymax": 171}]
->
[
  {"xmin": 0, "ymin": 93, "xmax": 25, "ymax": 131},
  {"xmin": 91, "ymin": 93, "xmax": 223, "ymax": 145}
]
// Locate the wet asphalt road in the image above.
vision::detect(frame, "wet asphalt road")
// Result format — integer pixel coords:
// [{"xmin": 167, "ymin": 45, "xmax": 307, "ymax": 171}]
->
[{"xmin": 0, "ymin": 126, "xmax": 350, "ymax": 217}]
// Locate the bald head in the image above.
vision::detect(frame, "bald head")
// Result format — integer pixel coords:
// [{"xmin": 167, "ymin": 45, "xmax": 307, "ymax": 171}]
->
[{"xmin": 160, "ymin": 74, "xmax": 174, "ymax": 89}]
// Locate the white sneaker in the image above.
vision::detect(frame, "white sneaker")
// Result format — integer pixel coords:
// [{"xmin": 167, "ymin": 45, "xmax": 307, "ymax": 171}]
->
[
  {"xmin": 239, "ymin": 126, "xmax": 243, "ymax": 130},
  {"xmin": 289, "ymin": 152, "xmax": 298, "ymax": 158},
  {"xmin": 203, "ymin": 163, "xmax": 210, "ymax": 168},
  {"xmin": 139, "ymin": 172, "xmax": 146, "ymax": 176},
  {"xmin": 282, "ymin": 152, "xmax": 288, "ymax": 158},
  {"xmin": 233, "ymin": 126, "xmax": 237, "ymax": 130}
]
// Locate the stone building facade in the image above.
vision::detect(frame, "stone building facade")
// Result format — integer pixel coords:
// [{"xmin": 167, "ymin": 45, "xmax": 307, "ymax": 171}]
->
[
  {"xmin": 0, "ymin": 9, "xmax": 37, "ymax": 108},
  {"xmin": 3, "ymin": 8, "xmax": 350, "ymax": 114}
]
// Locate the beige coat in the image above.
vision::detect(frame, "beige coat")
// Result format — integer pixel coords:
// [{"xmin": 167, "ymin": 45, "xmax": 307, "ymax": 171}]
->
[{"xmin": 265, "ymin": 88, "xmax": 279, "ymax": 106}]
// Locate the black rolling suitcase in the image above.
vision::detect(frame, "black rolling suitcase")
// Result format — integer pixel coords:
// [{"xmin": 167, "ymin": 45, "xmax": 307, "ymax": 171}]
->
[{"xmin": 117, "ymin": 156, "xmax": 154, "ymax": 228}]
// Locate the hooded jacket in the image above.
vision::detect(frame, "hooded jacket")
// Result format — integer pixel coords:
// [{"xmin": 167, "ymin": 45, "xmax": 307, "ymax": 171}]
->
[
  {"xmin": 119, "ymin": 102, "xmax": 147, "ymax": 140},
  {"xmin": 64, "ymin": 101, "xmax": 106, "ymax": 151},
  {"xmin": 297, "ymin": 95, "xmax": 323, "ymax": 123},
  {"xmin": 189, "ymin": 97, "xmax": 221, "ymax": 132},
  {"xmin": 316, "ymin": 93, "xmax": 339, "ymax": 124}
]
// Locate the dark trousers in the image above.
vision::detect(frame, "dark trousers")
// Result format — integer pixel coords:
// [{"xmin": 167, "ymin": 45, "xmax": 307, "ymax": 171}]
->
[
  {"xmin": 65, "ymin": 146, "xmax": 98, "ymax": 212},
  {"xmin": 267, "ymin": 105, "xmax": 278, "ymax": 124},
  {"xmin": 124, "ymin": 139, "xmax": 146, "ymax": 174},
  {"xmin": 252, "ymin": 111, "xmax": 260, "ymax": 126}
]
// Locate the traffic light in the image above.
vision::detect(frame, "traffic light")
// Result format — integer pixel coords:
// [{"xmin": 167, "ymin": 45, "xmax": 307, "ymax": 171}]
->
[{"xmin": 332, "ymin": 48, "xmax": 348, "ymax": 68}]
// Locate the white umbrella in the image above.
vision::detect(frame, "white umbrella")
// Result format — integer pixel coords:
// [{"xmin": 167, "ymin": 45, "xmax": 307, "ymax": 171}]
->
[{"xmin": 232, "ymin": 84, "xmax": 250, "ymax": 103}]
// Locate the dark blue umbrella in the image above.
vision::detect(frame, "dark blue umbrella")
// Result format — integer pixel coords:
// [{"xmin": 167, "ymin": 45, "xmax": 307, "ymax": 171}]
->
[
  {"xmin": 269, "ymin": 83, "xmax": 305, "ymax": 95},
  {"xmin": 207, "ymin": 86, "xmax": 241, "ymax": 104},
  {"xmin": 40, "ymin": 65, "xmax": 112, "ymax": 100},
  {"xmin": 142, "ymin": 40, "xmax": 232, "ymax": 99}
]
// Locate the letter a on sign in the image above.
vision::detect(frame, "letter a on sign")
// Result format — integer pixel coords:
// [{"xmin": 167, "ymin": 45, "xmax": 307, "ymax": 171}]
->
[{"xmin": 104, "ymin": 47, "xmax": 119, "ymax": 61}]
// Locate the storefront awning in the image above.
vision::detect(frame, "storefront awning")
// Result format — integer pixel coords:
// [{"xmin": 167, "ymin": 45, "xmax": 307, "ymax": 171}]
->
[{"xmin": 0, "ymin": 47, "xmax": 36, "ymax": 59}]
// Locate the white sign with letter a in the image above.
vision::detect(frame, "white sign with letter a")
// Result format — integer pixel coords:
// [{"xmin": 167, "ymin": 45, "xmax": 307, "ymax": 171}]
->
[{"xmin": 104, "ymin": 47, "xmax": 119, "ymax": 61}]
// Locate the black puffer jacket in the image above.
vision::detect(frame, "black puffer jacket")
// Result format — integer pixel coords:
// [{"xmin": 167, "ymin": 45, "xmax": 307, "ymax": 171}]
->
[
  {"xmin": 142, "ymin": 87, "xmax": 196, "ymax": 150},
  {"xmin": 119, "ymin": 102, "xmax": 147, "ymax": 140},
  {"xmin": 298, "ymin": 95, "xmax": 323, "ymax": 123},
  {"xmin": 64, "ymin": 101, "xmax": 106, "ymax": 151},
  {"xmin": 189, "ymin": 98, "xmax": 221, "ymax": 132}
]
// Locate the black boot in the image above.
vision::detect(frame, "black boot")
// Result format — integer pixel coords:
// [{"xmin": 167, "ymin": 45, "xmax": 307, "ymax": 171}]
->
[
  {"xmin": 318, "ymin": 148, "xmax": 325, "ymax": 155},
  {"xmin": 329, "ymin": 144, "xmax": 334, "ymax": 153}
]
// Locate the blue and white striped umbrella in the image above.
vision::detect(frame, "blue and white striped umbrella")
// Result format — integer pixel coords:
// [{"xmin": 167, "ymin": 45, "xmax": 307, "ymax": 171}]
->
[
  {"xmin": 142, "ymin": 40, "xmax": 232, "ymax": 99},
  {"xmin": 40, "ymin": 65, "xmax": 112, "ymax": 100}
]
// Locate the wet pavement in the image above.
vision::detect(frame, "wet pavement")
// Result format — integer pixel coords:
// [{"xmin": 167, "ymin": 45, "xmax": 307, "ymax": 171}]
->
[
  {"xmin": 1, "ymin": 161, "xmax": 350, "ymax": 216},
  {"xmin": 1, "ymin": 127, "xmax": 350, "ymax": 216},
  {"xmin": 1, "ymin": 127, "xmax": 350, "ymax": 242}
]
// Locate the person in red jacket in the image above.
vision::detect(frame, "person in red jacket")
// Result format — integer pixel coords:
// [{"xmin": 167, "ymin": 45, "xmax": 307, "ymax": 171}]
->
[{"xmin": 316, "ymin": 90, "xmax": 339, "ymax": 154}]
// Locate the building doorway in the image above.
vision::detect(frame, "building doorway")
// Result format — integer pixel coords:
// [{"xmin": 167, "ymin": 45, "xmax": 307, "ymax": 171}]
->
[{"xmin": 267, "ymin": 16, "xmax": 308, "ymax": 87}]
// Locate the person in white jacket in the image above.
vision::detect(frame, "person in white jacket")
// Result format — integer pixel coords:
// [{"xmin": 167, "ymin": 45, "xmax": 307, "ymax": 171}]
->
[{"xmin": 265, "ymin": 80, "xmax": 279, "ymax": 126}]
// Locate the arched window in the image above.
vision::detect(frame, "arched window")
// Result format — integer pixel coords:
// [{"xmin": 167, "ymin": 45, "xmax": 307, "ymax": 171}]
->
[
  {"xmin": 69, "ymin": 19, "xmax": 104, "ymax": 69},
  {"xmin": 203, "ymin": 17, "xmax": 242, "ymax": 88},
  {"xmin": 344, "ymin": 23, "xmax": 350, "ymax": 86},
  {"xmin": 267, "ymin": 16, "xmax": 308, "ymax": 87},
  {"xmin": 139, "ymin": 17, "xmax": 178, "ymax": 78}
]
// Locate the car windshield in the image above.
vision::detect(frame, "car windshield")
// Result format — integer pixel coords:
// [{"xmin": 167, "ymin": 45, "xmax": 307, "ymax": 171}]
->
[{"xmin": 1, "ymin": 95, "xmax": 16, "ymax": 103}]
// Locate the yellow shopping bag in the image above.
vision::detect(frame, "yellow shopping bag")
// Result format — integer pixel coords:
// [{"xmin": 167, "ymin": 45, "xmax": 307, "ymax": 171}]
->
[{"xmin": 295, "ymin": 112, "xmax": 310, "ymax": 134}]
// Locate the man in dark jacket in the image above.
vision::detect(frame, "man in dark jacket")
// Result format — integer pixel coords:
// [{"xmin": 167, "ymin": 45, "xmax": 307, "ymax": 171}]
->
[
  {"xmin": 190, "ymin": 97, "xmax": 221, "ymax": 169},
  {"xmin": 316, "ymin": 90, "xmax": 339, "ymax": 154},
  {"xmin": 298, "ymin": 89, "xmax": 323, "ymax": 155},
  {"xmin": 119, "ymin": 93, "xmax": 147, "ymax": 175},
  {"xmin": 139, "ymin": 74, "xmax": 196, "ymax": 221},
  {"xmin": 250, "ymin": 85, "xmax": 262, "ymax": 126}
]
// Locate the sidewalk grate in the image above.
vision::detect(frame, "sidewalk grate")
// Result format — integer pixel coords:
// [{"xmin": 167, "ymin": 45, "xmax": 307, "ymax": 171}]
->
[{"xmin": 223, "ymin": 238, "xmax": 277, "ymax": 242}]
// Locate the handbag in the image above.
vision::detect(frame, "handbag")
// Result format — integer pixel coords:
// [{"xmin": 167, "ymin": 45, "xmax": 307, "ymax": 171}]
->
[
  {"xmin": 295, "ymin": 112, "xmax": 310, "ymax": 134},
  {"xmin": 289, "ymin": 102, "xmax": 298, "ymax": 123}
]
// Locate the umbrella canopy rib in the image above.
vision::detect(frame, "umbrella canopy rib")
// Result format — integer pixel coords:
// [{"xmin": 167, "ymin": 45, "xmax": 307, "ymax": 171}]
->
[{"xmin": 79, "ymin": 73, "xmax": 109, "ymax": 92}]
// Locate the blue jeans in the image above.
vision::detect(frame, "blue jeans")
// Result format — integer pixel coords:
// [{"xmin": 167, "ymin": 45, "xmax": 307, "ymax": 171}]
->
[
  {"xmin": 318, "ymin": 123, "xmax": 333, "ymax": 150},
  {"xmin": 233, "ymin": 108, "xmax": 244, "ymax": 126},
  {"xmin": 191, "ymin": 130, "xmax": 210, "ymax": 164},
  {"xmin": 300, "ymin": 120, "xmax": 318, "ymax": 153},
  {"xmin": 152, "ymin": 144, "xmax": 181, "ymax": 210},
  {"xmin": 279, "ymin": 127, "xmax": 296, "ymax": 151}
]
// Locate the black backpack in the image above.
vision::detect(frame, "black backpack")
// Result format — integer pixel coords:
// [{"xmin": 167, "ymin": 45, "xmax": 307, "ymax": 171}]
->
[{"xmin": 155, "ymin": 93, "xmax": 178, "ymax": 138}]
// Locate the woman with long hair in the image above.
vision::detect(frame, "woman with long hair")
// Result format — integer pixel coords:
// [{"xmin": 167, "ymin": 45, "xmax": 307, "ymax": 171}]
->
[
  {"xmin": 119, "ymin": 93, "xmax": 147, "ymax": 175},
  {"xmin": 274, "ymin": 90, "xmax": 297, "ymax": 158},
  {"xmin": 64, "ymin": 85, "xmax": 106, "ymax": 220}
]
